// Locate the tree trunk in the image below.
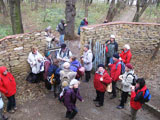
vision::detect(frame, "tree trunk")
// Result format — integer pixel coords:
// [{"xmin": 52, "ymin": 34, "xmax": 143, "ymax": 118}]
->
[
  {"xmin": 133, "ymin": 0, "xmax": 140, "ymax": 22},
  {"xmin": 157, "ymin": 0, "xmax": 160, "ymax": 7},
  {"xmin": 65, "ymin": 0, "xmax": 77, "ymax": 40},
  {"xmin": 34, "ymin": 0, "xmax": 38, "ymax": 10},
  {"xmin": 0, "ymin": 0, "xmax": 8, "ymax": 17},
  {"xmin": 85, "ymin": 0, "xmax": 89, "ymax": 17},
  {"xmin": 106, "ymin": 0, "xmax": 117, "ymax": 22},
  {"xmin": 151, "ymin": 40, "xmax": 160, "ymax": 60},
  {"xmin": 9, "ymin": 0, "xmax": 24, "ymax": 34}
]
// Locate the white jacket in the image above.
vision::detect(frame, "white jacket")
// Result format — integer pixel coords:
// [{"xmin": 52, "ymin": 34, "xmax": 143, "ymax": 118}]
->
[
  {"xmin": 56, "ymin": 48, "xmax": 72, "ymax": 62},
  {"xmin": 120, "ymin": 70, "xmax": 134, "ymax": 92},
  {"xmin": 27, "ymin": 51, "xmax": 44, "ymax": 74},
  {"xmin": 83, "ymin": 49, "xmax": 93, "ymax": 71},
  {"xmin": 0, "ymin": 93, "xmax": 4, "ymax": 109}
]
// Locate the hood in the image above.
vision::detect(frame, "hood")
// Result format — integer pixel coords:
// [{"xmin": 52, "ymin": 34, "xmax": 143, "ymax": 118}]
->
[
  {"xmin": 80, "ymin": 21, "xmax": 85, "ymax": 25},
  {"xmin": 0, "ymin": 66, "xmax": 7, "ymax": 74}
]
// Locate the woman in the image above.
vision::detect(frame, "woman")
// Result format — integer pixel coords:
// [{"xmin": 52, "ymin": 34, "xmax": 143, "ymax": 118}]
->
[
  {"xmin": 0, "ymin": 66, "xmax": 16, "ymax": 113},
  {"xmin": 93, "ymin": 64, "xmax": 111, "ymax": 107},
  {"xmin": 70, "ymin": 56, "xmax": 81, "ymax": 72},
  {"xmin": 63, "ymin": 79, "xmax": 83, "ymax": 119}
]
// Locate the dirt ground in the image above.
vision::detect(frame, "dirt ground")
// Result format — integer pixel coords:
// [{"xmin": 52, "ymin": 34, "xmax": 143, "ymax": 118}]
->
[{"xmin": 7, "ymin": 78, "xmax": 159, "ymax": 120}]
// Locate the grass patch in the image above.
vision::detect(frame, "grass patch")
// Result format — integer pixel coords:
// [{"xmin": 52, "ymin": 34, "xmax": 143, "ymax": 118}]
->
[{"xmin": 0, "ymin": 24, "xmax": 12, "ymax": 39}]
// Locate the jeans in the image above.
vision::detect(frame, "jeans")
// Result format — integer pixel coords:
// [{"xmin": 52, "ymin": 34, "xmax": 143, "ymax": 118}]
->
[
  {"xmin": 112, "ymin": 81, "xmax": 117, "ymax": 97},
  {"xmin": 95, "ymin": 90, "xmax": 105, "ymax": 106},
  {"xmin": 85, "ymin": 71, "xmax": 91, "ymax": 82},
  {"xmin": 119, "ymin": 91, "xmax": 129, "ymax": 107},
  {"xmin": 131, "ymin": 107, "xmax": 138, "ymax": 120},
  {"xmin": 59, "ymin": 34, "xmax": 64, "ymax": 45},
  {"xmin": 7, "ymin": 95, "xmax": 16, "ymax": 111}
]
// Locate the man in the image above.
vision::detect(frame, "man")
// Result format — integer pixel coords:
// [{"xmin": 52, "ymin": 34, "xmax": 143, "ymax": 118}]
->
[
  {"xmin": 109, "ymin": 53, "xmax": 121, "ymax": 99},
  {"xmin": 81, "ymin": 45, "xmax": 93, "ymax": 82},
  {"xmin": 106, "ymin": 35, "xmax": 118, "ymax": 66},
  {"xmin": 57, "ymin": 19, "xmax": 67, "ymax": 45},
  {"xmin": 120, "ymin": 44, "xmax": 132, "ymax": 64},
  {"xmin": 117, "ymin": 63, "xmax": 134, "ymax": 109},
  {"xmin": 56, "ymin": 43, "xmax": 72, "ymax": 69},
  {"xmin": 27, "ymin": 46, "xmax": 44, "ymax": 83}
]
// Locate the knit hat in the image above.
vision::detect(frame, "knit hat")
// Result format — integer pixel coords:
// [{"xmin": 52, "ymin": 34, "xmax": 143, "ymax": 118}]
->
[
  {"xmin": 98, "ymin": 64, "xmax": 105, "ymax": 68},
  {"xmin": 61, "ymin": 43, "xmax": 66, "ymax": 49},
  {"xmin": 125, "ymin": 63, "xmax": 133, "ymax": 69},
  {"xmin": 113, "ymin": 53, "xmax": 119, "ymax": 59},
  {"xmin": 124, "ymin": 44, "xmax": 130, "ymax": 50},
  {"xmin": 110, "ymin": 35, "xmax": 115, "ymax": 39},
  {"xmin": 62, "ymin": 81, "xmax": 68, "ymax": 87},
  {"xmin": 63, "ymin": 62, "xmax": 70, "ymax": 69},
  {"xmin": 45, "ymin": 51, "xmax": 51, "ymax": 57},
  {"xmin": 70, "ymin": 79, "xmax": 80, "ymax": 86}
]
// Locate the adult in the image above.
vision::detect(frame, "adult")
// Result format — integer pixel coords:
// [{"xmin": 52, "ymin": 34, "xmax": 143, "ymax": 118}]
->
[
  {"xmin": 27, "ymin": 46, "xmax": 44, "ymax": 83},
  {"xmin": 117, "ymin": 63, "xmax": 134, "ymax": 109},
  {"xmin": 57, "ymin": 19, "xmax": 67, "ymax": 45},
  {"xmin": 93, "ymin": 64, "xmax": 111, "ymax": 107},
  {"xmin": 106, "ymin": 35, "xmax": 118, "ymax": 66},
  {"xmin": 70, "ymin": 56, "xmax": 81, "ymax": 72},
  {"xmin": 0, "ymin": 66, "xmax": 16, "ymax": 113},
  {"xmin": 120, "ymin": 44, "xmax": 132, "ymax": 64},
  {"xmin": 109, "ymin": 53, "xmax": 121, "ymax": 99},
  {"xmin": 81, "ymin": 45, "xmax": 93, "ymax": 82},
  {"xmin": 130, "ymin": 78, "xmax": 147, "ymax": 120},
  {"xmin": 83, "ymin": 17, "xmax": 88, "ymax": 25},
  {"xmin": 60, "ymin": 62, "xmax": 77, "ymax": 86},
  {"xmin": 103, "ymin": 17, "xmax": 108, "ymax": 23},
  {"xmin": 78, "ymin": 21, "xmax": 85, "ymax": 35},
  {"xmin": 63, "ymin": 79, "xmax": 83, "ymax": 119},
  {"xmin": 56, "ymin": 43, "xmax": 72, "ymax": 69}
]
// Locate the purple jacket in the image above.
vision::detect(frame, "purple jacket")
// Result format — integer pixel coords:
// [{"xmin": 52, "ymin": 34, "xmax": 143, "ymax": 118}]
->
[
  {"xmin": 64, "ymin": 88, "xmax": 82, "ymax": 111},
  {"xmin": 43, "ymin": 57, "xmax": 51, "ymax": 80},
  {"xmin": 70, "ymin": 60, "xmax": 81, "ymax": 72}
]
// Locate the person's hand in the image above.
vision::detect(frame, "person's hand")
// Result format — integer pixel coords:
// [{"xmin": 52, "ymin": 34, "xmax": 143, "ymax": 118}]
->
[
  {"xmin": 82, "ymin": 100, "xmax": 84, "ymax": 102},
  {"xmin": 107, "ymin": 41, "xmax": 110, "ymax": 45},
  {"xmin": 131, "ymin": 86, "xmax": 135, "ymax": 91},
  {"xmin": 64, "ymin": 24, "xmax": 67, "ymax": 26},
  {"xmin": 100, "ymin": 77, "xmax": 103, "ymax": 81}
]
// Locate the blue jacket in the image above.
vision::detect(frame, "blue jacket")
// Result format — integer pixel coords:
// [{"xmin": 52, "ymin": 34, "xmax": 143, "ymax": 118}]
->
[
  {"xmin": 78, "ymin": 21, "xmax": 85, "ymax": 35},
  {"xmin": 70, "ymin": 60, "xmax": 81, "ymax": 72}
]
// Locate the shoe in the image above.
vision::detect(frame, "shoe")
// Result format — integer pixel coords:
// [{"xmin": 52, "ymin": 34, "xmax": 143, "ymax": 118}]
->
[
  {"xmin": 2, "ymin": 115, "xmax": 8, "ymax": 120},
  {"xmin": 95, "ymin": 103, "xmax": 103, "ymax": 107},
  {"xmin": 93, "ymin": 99, "xmax": 99, "ymax": 102},
  {"xmin": 116, "ymin": 105, "xmax": 124, "ymax": 109},
  {"xmin": 110, "ymin": 96, "xmax": 116, "ymax": 99},
  {"xmin": 8, "ymin": 109, "xmax": 15, "ymax": 114},
  {"xmin": 14, "ymin": 107, "xmax": 17, "ymax": 110}
]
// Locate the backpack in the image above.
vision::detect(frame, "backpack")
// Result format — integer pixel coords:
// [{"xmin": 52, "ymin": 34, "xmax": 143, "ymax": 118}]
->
[
  {"xmin": 92, "ymin": 54, "xmax": 95, "ymax": 62},
  {"xmin": 59, "ymin": 86, "xmax": 69, "ymax": 102},
  {"xmin": 61, "ymin": 71, "xmax": 71, "ymax": 83},
  {"xmin": 126, "ymin": 73, "xmax": 138, "ymax": 86},
  {"xmin": 71, "ymin": 64, "xmax": 85, "ymax": 79},
  {"xmin": 56, "ymin": 23, "xmax": 60, "ymax": 32},
  {"xmin": 141, "ymin": 89, "xmax": 151, "ymax": 104},
  {"xmin": 116, "ymin": 61, "xmax": 125, "ymax": 75}
]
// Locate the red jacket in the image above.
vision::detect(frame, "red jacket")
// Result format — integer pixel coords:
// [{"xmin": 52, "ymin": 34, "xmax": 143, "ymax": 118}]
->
[
  {"xmin": 94, "ymin": 70, "xmax": 111, "ymax": 92},
  {"xmin": 120, "ymin": 50, "xmax": 132, "ymax": 64},
  {"xmin": 0, "ymin": 66, "xmax": 16, "ymax": 97},
  {"xmin": 109, "ymin": 60, "xmax": 121, "ymax": 82},
  {"xmin": 130, "ymin": 85, "xmax": 147, "ymax": 110}
]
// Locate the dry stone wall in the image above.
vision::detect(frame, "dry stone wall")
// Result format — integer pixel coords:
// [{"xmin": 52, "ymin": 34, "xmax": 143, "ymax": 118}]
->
[
  {"xmin": 80, "ymin": 22, "xmax": 160, "ymax": 54},
  {"xmin": 0, "ymin": 31, "xmax": 46, "ymax": 80}
]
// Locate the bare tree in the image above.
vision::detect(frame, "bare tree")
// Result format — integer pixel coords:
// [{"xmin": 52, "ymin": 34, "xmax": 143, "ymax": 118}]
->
[
  {"xmin": 0, "ymin": 0, "xmax": 8, "ymax": 17},
  {"xmin": 65, "ymin": 0, "xmax": 77, "ymax": 40},
  {"xmin": 133, "ymin": 0, "xmax": 152, "ymax": 22},
  {"xmin": 9, "ymin": 0, "xmax": 24, "ymax": 34},
  {"xmin": 34, "ymin": 0, "xmax": 39, "ymax": 10},
  {"xmin": 84, "ymin": 0, "xmax": 92, "ymax": 17}
]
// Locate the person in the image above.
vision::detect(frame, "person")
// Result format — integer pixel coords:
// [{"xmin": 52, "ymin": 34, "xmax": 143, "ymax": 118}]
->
[
  {"xmin": 63, "ymin": 79, "xmax": 83, "ymax": 119},
  {"xmin": 81, "ymin": 44, "xmax": 93, "ymax": 82},
  {"xmin": 0, "ymin": 92, "xmax": 8, "ymax": 120},
  {"xmin": 27, "ymin": 46, "xmax": 44, "ymax": 83},
  {"xmin": 93, "ymin": 64, "xmax": 111, "ymax": 107},
  {"xmin": 78, "ymin": 21, "xmax": 85, "ymax": 35},
  {"xmin": 56, "ymin": 43, "xmax": 72, "ymax": 69},
  {"xmin": 103, "ymin": 17, "xmax": 108, "ymax": 23},
  {"xmin": 117, "ymin": 63, "xmax": 134, "ymax": 109},
  {"xmin": 56, "ymin": 19, "xmax": 67, "ymax": 45},
  {"xmin": 106, "ymin": 35, "xmax": 118, "ymax": 66},
  {"xmin": 119, "ymin": 44, "xmax": 132, "ymax": 64},
  {"xmin": 130, "ymin": 78, "xmax": 147, "ymax": 120},
  {"xmin": 43, "ymin": 51, "xmax": 52, "ymax": 81},
  {"xmin": 70, "ymin": 56, "xmax": 81, "ymax": 72},
  {"xmin": 109, "ymin": 53, "xmax": 121, "ymax": 99},
  {"xmin": 60, "ymin": 62, "xmax": 77, "ymax": 86},
  {"xmin": 83, "ymin": 17, "xmax": 88, "ymax": 25},
  {"xmin": 0, "ymin": 66, "xmax": 17, "ymax": 113}
]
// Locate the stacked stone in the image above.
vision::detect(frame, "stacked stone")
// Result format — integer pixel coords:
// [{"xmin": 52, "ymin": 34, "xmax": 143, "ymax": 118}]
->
[
  {"xmin": 80, "ymin": 22, "xmax": 160, "ymax": 55},
  {"xmin": 0, "ymin": 31, "xmax": 46, "ymax": 80}
]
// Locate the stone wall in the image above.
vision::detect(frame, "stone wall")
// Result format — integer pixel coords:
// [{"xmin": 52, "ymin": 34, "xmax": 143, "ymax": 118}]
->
[
  {"xmin": 80, "ymin": 22, "xmax": 160, "ymax": 54},
  {"xmin": 0, "ymin": 31, "xmax": 46, "ymax": 80}
]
